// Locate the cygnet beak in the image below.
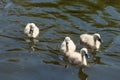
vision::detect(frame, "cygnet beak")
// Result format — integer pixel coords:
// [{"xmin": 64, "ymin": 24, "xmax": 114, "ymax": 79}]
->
[{"xmin": 85, "ymin": 54, "xmax": 90, "ymax": 59}]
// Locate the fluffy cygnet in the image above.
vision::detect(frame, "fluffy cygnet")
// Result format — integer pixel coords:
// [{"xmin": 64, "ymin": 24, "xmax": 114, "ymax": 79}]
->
[
  {"xmin": 80, "ymin": 33, "xmax": 102, "ymax": 51},
  {"xmin": 61, "ymin": 36, "xmax": 76, "ymax": 53},
  {"xmin": 65, "ymin": 48, "xmax": 89, "ymax": 66},
  {"xmin": 24, "ymin": 23, "xmax": 39, "ymax": 39}
]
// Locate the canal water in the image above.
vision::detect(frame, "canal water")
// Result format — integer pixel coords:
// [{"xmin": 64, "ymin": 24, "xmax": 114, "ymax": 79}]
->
[{"xmin": 0, "ymin": 0, "xmax": 120, "ymax": 80}]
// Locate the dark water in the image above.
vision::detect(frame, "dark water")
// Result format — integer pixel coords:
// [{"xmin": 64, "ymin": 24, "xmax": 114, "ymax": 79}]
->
[{"xmin": 0, "ymin": 0, "xmax": 120, "ymax": 80}]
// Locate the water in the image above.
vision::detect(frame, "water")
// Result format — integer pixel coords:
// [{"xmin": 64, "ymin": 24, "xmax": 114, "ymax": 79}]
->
[{"xmin": 0, "ymin": 0, "xmax": 120, "ymax": 80}]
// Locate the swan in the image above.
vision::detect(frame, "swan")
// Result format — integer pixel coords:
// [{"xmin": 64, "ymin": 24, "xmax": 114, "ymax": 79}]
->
[
  {"xmin": 24, "ymin": 23, "xmax": 39, "ymax": 42},
  {"xmin": 60, "ymin": 37, "xmax": 76, "ymax": 53},
  {"xmin": 80, "ymin": 33, "xmax": 102, "ymax": 51},
  {"xmin": 65, "ymin": 48, "xmax": 89, "ymax": 66}
]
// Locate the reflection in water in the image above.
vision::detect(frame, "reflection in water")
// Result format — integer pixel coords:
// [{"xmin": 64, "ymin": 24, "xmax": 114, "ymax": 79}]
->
[
  {"xmin": 43, "ymin": 60, "xmax": 61, "ymax": 65},
  {"xmin": 29, "ymin": 39, "xmax": 35, "ymax": 51},
  {"xmin": 93, "ymin": 56, "xmax": 104, "ymax": 64},
  {"xmin": 27, "ymin": 38, "xmax": 39, "ymax": 51},
  {"xmin": 91, "ymin": 51, "xmax": 104, "ymax": 65},
  {"xmin": 78, "ymin": 67, "xmax": 88, "ymax": 80},
  {"xmin": 7, "ymin": 59, "xmax": 20, "ymax": 63}
]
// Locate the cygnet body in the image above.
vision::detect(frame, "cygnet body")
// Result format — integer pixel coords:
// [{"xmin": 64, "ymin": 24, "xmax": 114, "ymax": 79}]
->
[
  {"xmin": 80, "ymin": 33, "xmax": 102, "ymax": 51},
  {"xmin": 24, "ymin": 23, "xmax": 39, "ymax": 39},
  {"xmin": 65, "ymin": 48, "xmax": 89, "ymax": 66},
  {"xmin": 61, "ymin": 37, "xmax": 76, "ymax": 53}
]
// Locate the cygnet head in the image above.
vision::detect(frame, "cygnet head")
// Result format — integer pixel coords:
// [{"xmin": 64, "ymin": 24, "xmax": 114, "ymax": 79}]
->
[
  {"xmin": 64, "ymin": 37, "xmax": 71, "ymax": 52},
  {"xmin": 80, "ymin": 48, "xmax": 89, "ymax": 59},
  {"xmin": 65, "ymin": 37, "xmax": 71, "ymax": 42},
  {"xmin": 80, "ymin": 48, "xmax": 89, "ymax": 66},
  {"xmin": 28, "ymin": 23, "xmax": 36, "ymax": 26},
  {"xmin": 93, "ymin": 33, "xmax": 102, "ymax": 43}
]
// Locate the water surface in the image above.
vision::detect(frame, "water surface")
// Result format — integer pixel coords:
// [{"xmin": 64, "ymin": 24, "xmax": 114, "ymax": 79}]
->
[{"xmin": 0, "ymin": 0, "xmax": 120, "ymax": 80}]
